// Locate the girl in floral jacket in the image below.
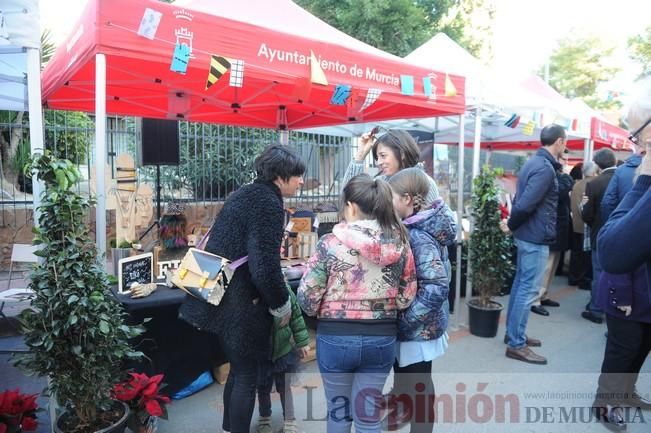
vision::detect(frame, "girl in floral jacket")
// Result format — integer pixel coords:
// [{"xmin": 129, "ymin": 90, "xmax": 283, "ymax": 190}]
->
[
  {"xmin": 387, "ymin": 168, "xmax": 457, "ymax": 433},
  {"xmin": 298, "ymin": 174, "xmax": 417, "ymax": 433}
]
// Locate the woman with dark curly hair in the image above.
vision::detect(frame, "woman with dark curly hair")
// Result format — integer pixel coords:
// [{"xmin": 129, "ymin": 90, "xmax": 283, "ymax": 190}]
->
[{"xmin": 179, "ymin": 144, "xmax": 305, "ymax": 433}]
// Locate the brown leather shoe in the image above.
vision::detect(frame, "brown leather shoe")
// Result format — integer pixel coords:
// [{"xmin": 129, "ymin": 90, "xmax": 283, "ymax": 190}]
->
[
  {"xmin": 503, "ymin": 335, "xmax": 542, "ymax": 347},
  {"xmin": 505, "ymin": 346, "xmax": 547, "ymax": 365}
]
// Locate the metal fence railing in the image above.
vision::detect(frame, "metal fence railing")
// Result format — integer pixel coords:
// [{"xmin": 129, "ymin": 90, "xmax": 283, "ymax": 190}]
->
[{"xmin": 0, "ymin": 110, "xmax": 356, "ymax": 226}]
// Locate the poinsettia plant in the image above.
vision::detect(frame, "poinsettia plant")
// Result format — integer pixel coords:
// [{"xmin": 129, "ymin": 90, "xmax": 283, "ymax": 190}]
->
[
  {"xmin": 113, "ymin": 373, "xmax": 170, "ymax": 431},
  {"xmin": 0, "ymin": 389, "xmax": 39, "ymax": 433}
]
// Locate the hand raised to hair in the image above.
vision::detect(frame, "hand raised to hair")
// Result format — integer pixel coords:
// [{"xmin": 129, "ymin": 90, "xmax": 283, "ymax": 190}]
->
[{"xmin": 355, "ymin": 130, "xmax": 375, "ymax": 161}]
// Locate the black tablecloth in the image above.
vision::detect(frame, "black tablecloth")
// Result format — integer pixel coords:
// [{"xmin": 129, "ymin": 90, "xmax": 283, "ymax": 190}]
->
[
  {"xmin": 110, "ymin": 285, "xmax": 225, "ymax": 395},
  {"xmin": 111, "ymin": 284, "xmax": 186, "ymax": 314},
  {"xmin": 110, "ymin": 277, "xmax": 308, "ymax": 395}
]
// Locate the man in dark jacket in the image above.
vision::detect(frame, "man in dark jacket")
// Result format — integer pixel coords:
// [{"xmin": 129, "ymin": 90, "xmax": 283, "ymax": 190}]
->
[
  {"xmin": 502, "ymin": 124, "xmax": 566, "ymax": 365},
  {"xmin": 590, "ymin": 102, "xmax": 651, "ymax": 430},
  {"xmin": 179, "ymin": 145, "xmax": 305, "ymax": 433},
  {"xmin": 595, "ymin": 138, "xmax": 651, "ymax": 431},
  {"xmin": 581, "ymin": 148, "xmax": 617, "ymax": 324},
  {"xmin": 531, "ymin": 155, "xmax": 574, "ymax": 316},
  {"xmin": 600, "ymin": 143, "xmax": 645, "ymax": 222}
]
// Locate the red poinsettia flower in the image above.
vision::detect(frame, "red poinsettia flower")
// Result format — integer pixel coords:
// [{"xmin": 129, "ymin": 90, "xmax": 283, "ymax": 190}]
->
[
  {"xmin": 0, "ymin": 389, "xmax": 39, "ymax": 433},
  {"xmin": 499, "ymin": 203, "xmax": 510, "ymax": 220},
  {"xmin": 144, "ymin": 399, "xmax": 162, "ymax": 417},
  {"xmin": 21, "ymin": 416, "xmax": 38, "ymax": 431},
  {"xmin": 113, "ymin": 373, "xmax": 170, "ymax": 422}
]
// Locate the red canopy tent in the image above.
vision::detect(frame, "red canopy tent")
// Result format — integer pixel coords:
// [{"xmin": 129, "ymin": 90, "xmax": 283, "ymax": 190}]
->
[
  {"xmin": 41, "ymin": 0, "xmax": 465, "ymax": 129},
  {"xmin": 590, "ymin": 117, "xmax": 631, "ymax": 151},
  {"xmin": 41, "ymin": 0, "xmax": 466, "ymax": 251}
]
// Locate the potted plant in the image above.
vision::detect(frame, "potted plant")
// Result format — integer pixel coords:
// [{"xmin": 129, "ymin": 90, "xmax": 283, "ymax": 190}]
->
[
  {"xmin": 112, "ymin": 373, "xmax": 170, "ymax": 433},
  {"xmin": 467, "ymin": 166, "xmax": 515, "ymax": 338},
  {"xmin": 0, "ymin": 388, "xmax": 40, "ymax": 433},
  {"xmin": 112, "ymin": 240, "xmax": 133, "ymax": 276},
  {"xmin": 13, "ymin": 152, "xmax": 143, "ymax": 433}
]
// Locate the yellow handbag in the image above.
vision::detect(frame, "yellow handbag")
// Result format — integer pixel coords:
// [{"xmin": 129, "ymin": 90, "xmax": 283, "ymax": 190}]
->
[{"xmin": 171, "ymin": 248, "xmax": 248, "ymax": 306}]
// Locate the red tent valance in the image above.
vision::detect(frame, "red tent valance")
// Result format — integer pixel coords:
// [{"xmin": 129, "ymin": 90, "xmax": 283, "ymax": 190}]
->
[
  {"xmin": 41, "ymin": 0, "xmax": 465, "ymax": 129},
  {"xmin": 591, "ymin": 117, "xmax": 630, "ymax": 150}
]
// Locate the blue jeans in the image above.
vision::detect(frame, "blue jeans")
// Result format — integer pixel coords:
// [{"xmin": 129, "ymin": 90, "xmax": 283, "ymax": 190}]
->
[
  {"xmin": 506, "ymin": 239, "xmax": 549, "ymax": 349},
  {"xmin": 317, "ymin": 334, "xmax": 396, "ymax": 433},
  {"xmin": 589, "ymin": 246, "xmax": 604, "ymax": 315}
]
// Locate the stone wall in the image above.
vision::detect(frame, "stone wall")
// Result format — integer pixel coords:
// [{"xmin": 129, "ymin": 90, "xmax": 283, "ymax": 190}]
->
[{"xmin": 0, "ymin": 203, "xmax": 224, "ymax": 271}]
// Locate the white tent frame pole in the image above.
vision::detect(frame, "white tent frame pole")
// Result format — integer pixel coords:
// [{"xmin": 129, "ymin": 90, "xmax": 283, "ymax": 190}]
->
[
  {"xmin": 472, "ymin": 104, "xmax": 482, "ymax": 178},
  {"xmin": 279, "ymin": 130, "xmax": 289, "ymax": 145},
  {"xmin": 26, "ymin": 47, "xmax": 44, "ymax": 223},
  {"xmin": 453, "ymin": 113, "xmax": 465, "ymax": 329},
  {"xmin": 584, "ymin": 138, "xmax": 592, "ymax": 163},
  {"xmin": 465, "ymin": 102, "xmax": 483, "ymax": 316},
  {"xmin": 95, "ymin": 54, "xmax": 107, "ymax": 258}
]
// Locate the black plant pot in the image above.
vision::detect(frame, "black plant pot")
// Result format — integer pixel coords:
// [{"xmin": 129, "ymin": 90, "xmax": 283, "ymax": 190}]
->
[{"xmin": 467, "ymin": 300, "xmax": 503, "ymax": 338}]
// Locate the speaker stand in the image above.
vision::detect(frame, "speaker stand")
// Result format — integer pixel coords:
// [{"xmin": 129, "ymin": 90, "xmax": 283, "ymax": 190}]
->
[{"xmin": 139, "ymin": 165, "xmax": 162, "ymax": 241}]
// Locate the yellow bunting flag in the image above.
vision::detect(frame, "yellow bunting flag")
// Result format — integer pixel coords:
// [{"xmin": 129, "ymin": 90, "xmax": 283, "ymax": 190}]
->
[
  {"xmin": 522, "ymin": 120, "xmax": 536, "ymax": 136},
  {"xmin": 444, "ymin": 74, "xmax": 457, "ymax": 97},
  {"xmin": 310, "ymin": 50, "xmax": 328, "ymax": 86},
  {"xmin": 206, "ymin": 55, "xmax": 231, "ymax": 90}
]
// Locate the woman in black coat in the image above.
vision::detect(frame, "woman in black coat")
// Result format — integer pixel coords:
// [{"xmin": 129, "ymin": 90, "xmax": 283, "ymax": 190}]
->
[{"xmin": 179, "ymin": 145, "xmax": 305, "ymax": 433}]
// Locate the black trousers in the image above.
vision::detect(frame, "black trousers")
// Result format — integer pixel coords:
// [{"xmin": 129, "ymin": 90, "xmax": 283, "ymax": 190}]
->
[
  {"xmin": 221, "ymin": 339, "xmax": 259, "ymax": 433},
  {"xmin": 257, "ymin": 367, "xmax": 294, "ymax": 420},
  {"xmin": 596, "ymin": 314, "xmax": 651, "ymax": 405},
  {"xmin": 391, "ymin": 360, "xmax": 435, "ymax": 433},
  {"xmin": 568, "ymin": 232, "xmax": 592, "ymax": 289}
]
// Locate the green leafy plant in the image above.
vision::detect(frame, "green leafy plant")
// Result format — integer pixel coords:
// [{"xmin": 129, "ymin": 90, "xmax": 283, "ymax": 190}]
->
[
  {"xmin": 468, "ymin": 166, "xmax": 514, "ymax": 308},
  {"xmin": 178, "ymin": 124, "xmax": 270, "ymax": 199},
  {"xmin": 117, "ymin": 240, "xmax": 132, "ymax": 249},
  {"xmin": 43, "ymin": 111, "xmax": 93, "ymax": 164},
  {"xmin": 13, "ymin": 152, "xmax": 142, "ymax": 433},
  {"xmin": 11, "ymin": 139, "xmax": 33, "ymax": 194}
]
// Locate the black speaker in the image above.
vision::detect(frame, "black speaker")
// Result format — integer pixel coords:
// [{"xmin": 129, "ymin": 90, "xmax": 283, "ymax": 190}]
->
[{"xmin": 140, "ymin": 118, "xmax": 180, "ymax": 166}]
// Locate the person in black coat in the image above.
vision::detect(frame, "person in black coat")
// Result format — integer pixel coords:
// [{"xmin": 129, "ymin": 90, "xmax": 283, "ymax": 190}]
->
[
  {"xmin": 179, "ymin": 145, "xmax": 305, "ymax": 433},
  {"xmin": 581, "ymin": 148, "xmax": 617, "ymax": 324},
  {"xmin": 531, "ymin": 153, "xmax": 574, "ymax": 316}
]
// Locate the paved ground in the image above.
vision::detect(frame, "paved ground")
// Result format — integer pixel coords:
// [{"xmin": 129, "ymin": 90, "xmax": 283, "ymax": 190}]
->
[{"xmin": 2, "ymin": 274, "xmax": 650, "ymax": 432}]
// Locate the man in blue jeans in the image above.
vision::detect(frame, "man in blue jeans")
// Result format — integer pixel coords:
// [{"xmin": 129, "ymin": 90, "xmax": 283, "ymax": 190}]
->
[{"xmin": 501, "ymin": 124, "xmax": 567, "ymax": 365}]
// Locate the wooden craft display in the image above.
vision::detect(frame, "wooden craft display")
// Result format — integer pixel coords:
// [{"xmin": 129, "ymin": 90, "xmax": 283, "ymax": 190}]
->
[{"xmin": 93, "ymin": 154, "xmax": 154, "ymax": 247}]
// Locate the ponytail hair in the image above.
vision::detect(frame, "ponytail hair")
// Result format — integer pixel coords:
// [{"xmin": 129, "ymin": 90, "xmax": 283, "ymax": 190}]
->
[
  {"xmin": 341, "ymin": 174, "xmax": 409, "ymax": 245},
  {"xmin": 388, "ymin": 167, "xmax": 431, "ymax": 213}
]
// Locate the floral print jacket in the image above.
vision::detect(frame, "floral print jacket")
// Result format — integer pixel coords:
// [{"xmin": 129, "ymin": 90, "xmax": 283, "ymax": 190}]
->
[
  {"xmin": 398, "ymin": 198, "xmax": 457, "ymax": 341},
  {"xmin": 298, "ymin": 219, "xmax": 417, "ymax": 321}
]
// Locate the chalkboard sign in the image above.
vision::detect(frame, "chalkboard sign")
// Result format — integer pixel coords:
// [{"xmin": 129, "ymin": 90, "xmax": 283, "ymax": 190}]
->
[{"xmin": 118, "ymin": 253, "xmax": 153, "ymax": 293}]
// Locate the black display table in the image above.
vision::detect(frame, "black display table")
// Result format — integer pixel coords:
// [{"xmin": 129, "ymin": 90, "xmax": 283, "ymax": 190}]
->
[
  {"xmin": 110, "ymin": 276, "xmax": 307, "ymax": 395},
  {"xmin": 110, "ymin": 285, "xmax": 225, "ymax": 395}
]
